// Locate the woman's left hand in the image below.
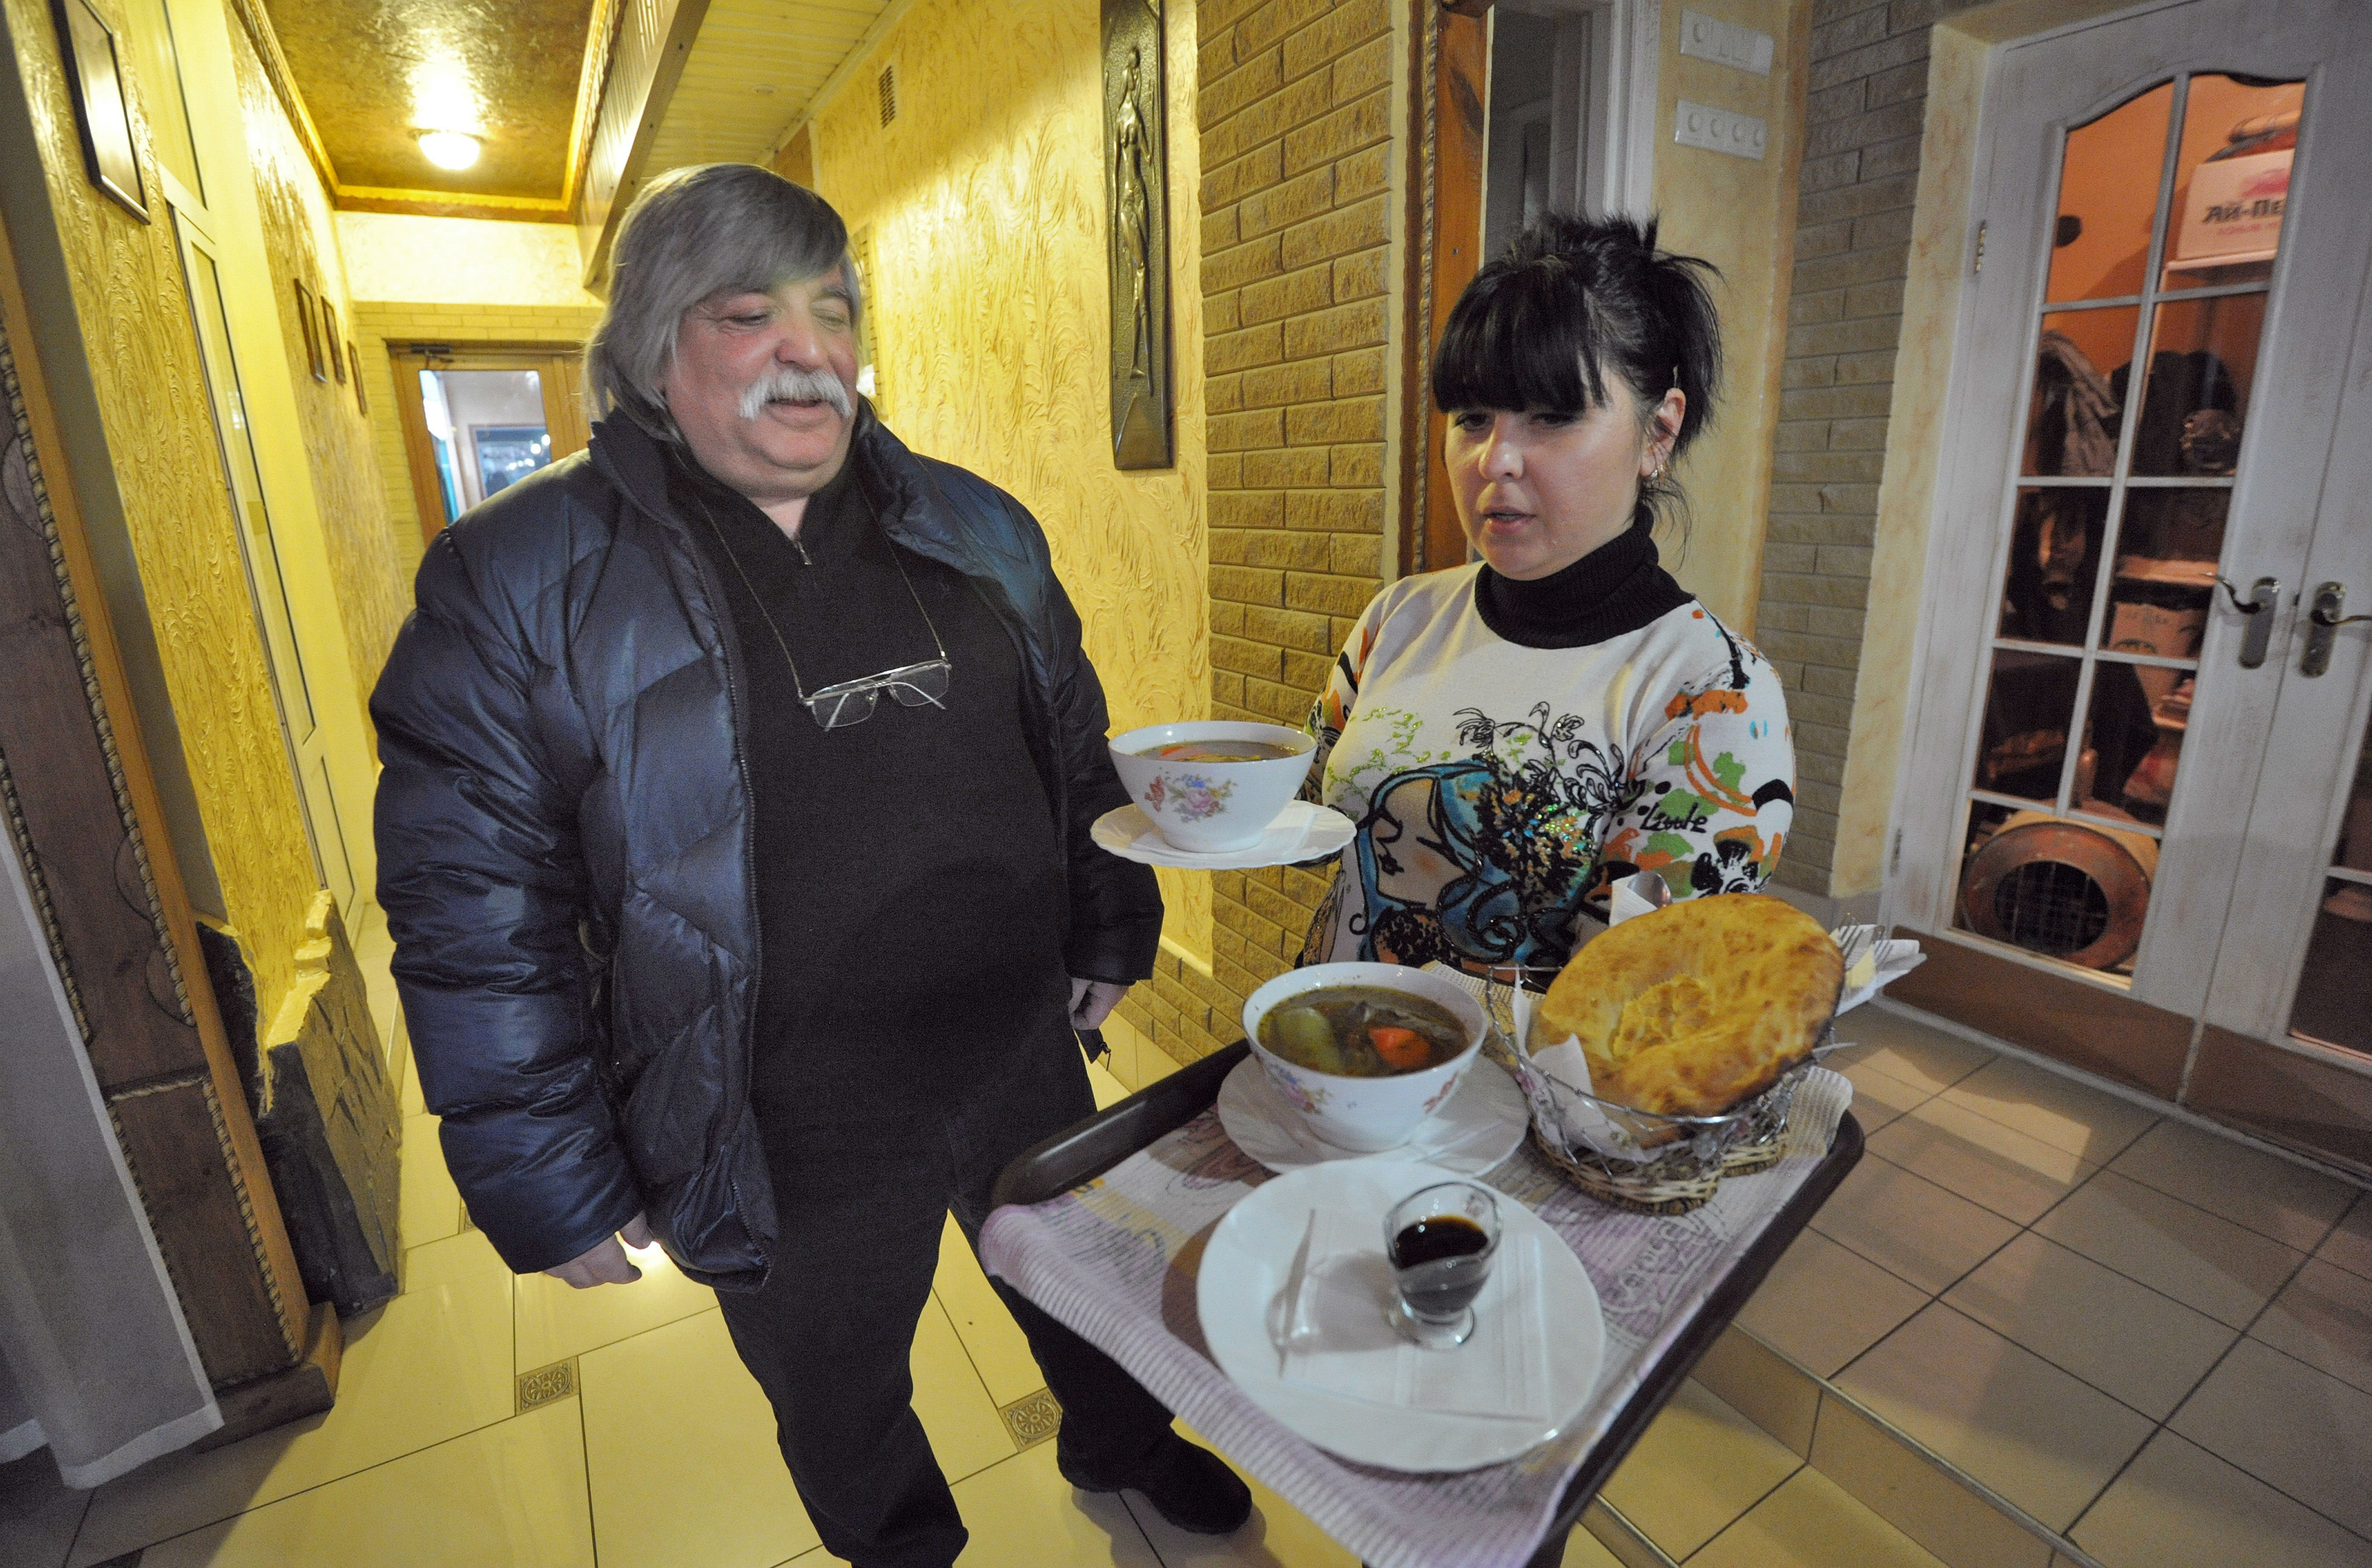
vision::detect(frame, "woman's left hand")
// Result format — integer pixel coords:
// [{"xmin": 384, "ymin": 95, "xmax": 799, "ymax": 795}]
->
[{"xmin": 1068, "ymin": 978, "xmax": 1131, "ymax": 1030}]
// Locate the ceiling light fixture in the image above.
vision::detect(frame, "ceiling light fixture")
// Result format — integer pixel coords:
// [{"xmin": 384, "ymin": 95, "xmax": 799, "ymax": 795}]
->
[{"xmin": 418, "ymin": 129, "xmax": 481, "ymax": 170}]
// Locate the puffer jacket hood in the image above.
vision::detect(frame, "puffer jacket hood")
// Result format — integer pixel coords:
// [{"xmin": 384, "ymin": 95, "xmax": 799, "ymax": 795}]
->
[{"xmin": 371, "ymin": 411, "xmax": 1161, "ymax": 1290}]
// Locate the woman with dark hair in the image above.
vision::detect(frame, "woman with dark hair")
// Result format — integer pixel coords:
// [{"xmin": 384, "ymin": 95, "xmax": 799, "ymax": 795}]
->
[{"xmin": 1300, "ymin": 213, "xmax": 1796, "ymax": 972}]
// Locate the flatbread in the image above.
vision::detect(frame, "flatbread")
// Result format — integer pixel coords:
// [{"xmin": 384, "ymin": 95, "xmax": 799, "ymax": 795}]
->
[{"xmin": 1537, "ymin": 894, "xmax": 1843, "ymax": 1118}]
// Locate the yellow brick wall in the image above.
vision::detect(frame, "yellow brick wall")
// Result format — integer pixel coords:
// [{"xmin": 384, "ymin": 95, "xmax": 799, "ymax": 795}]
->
[
  {"xmin": 352, "ymin": 302, "xmax": 602, "ymax": 579},
  {"xmin": 1119, "ymin": 0, "xmax": 1395, "ymax": 1068}
]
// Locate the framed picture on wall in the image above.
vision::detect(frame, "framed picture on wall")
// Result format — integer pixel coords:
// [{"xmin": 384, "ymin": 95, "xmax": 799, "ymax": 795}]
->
[
  {"xmin": 293, "ymin": 281, "xmax": 326, "ymax": 381},
  {"xmin": 53, "ymin": 0, "xmax": 147, "ymax": 221},
  {"xmin": 348, "ymin": 343, "xmax": 366, "ymax": 413},
  {"xmin": 322, "ymin": 300, "xmax": 344, "ymax": 383}
]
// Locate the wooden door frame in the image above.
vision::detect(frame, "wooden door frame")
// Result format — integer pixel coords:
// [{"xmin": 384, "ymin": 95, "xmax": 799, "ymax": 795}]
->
[{"xmin": 389, "ymin": 343, "xmax": 592, "ymax": 546}]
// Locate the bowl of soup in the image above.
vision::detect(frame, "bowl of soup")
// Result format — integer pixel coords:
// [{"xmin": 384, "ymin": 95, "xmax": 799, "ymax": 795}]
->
[
  {"xmin": 1242, "ymin": 963, "xmax": 1488, "ymax": 1152},
  {"xmin": 1108, "ymin": 721, "xmax": 1317, "ymax": 853}
]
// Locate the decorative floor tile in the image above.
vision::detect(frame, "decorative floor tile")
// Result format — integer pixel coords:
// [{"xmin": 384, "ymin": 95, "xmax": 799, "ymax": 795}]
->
[
  {"xmin": 1942, "ymin": 1232, "xmax": 2237, "ymax": 1420},
  {"xmin": 1937, "ymin": 1057, "xmax": 2158, "ymax": 1165},
  {"xmin": 2169, "ymin": 1337, "xmax": 2372, "ymax": 1538},
  {"xmin": 122, "ymin": 1403, "xmax": 592, "ymax": 1568},
  {"xmin": 2071, "ymin": 1430, "xmax": 2372, "ymax": 1568},
  {"xmin": 2030, "ymin": 1169, "xmax": 2308, "ymax": 1329},
  {"xmin": 1599, "ymin": 1380, "xmax": 1801, "ymax": 1560},
  {"xmin": 1809, "ymin": 1152, "xmax": 2022, "ymax": 1295},
  {"xmin": 1867, "ymin": 1099, "xmax": 2096, "ymax": 1226},
  {"xmin": 1736, "ymin": 1229, "xmax": 1931, "ymax": 1378},
  {"xmin": 1688, "ymin": 1467, "xmax": 1951, "ymax": 1568},
  {"xmin": 2108, "ymin": 1122, "xmax": 2357, "ymax": 1252},
  {"xmin": 1834, "ymin": 1303, "xmax": 2153, "ymax": 1532}
]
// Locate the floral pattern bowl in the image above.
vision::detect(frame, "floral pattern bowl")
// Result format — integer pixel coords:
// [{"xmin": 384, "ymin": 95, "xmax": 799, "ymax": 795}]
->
[
  {"xmin": 1108, "ymin": 721, "xmax": 1316, "ymax": 853},
  {"xmin": 1241, "ymin": 963, "xmax": 1488, "ymax": 1152}
]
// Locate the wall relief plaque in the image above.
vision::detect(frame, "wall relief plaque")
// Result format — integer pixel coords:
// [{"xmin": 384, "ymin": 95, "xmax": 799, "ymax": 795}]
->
[{"xmin": 1104, "ymin": 0, "xmax": 1172, "ymax": 469}]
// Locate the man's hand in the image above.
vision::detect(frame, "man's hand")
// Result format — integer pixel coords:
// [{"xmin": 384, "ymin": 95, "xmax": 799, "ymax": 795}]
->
[
  {"xmin": 543, "ymin": 1214, "xmax": 655, "ymax": 1290},
  {"xmin": 1069, "ymin": 978, "xmax": 1131, "ymax": 1031}
]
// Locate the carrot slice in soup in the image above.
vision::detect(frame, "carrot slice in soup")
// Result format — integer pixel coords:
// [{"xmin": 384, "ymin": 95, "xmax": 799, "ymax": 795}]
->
[{"xmin": 1367, "ymin": 1025, "xmax": 1428, "ymax": 1070}]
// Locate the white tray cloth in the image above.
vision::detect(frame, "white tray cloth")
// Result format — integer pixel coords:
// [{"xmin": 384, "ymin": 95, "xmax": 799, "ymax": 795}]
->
[{"xmin": 979, "ymin": 1068, "xmax": 1851, "ymax": 1568}]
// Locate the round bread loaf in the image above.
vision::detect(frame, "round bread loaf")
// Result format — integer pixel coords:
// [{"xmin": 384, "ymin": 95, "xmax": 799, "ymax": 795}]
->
[{"xmin": 1536, "ymin": 894, "xmax": 1844, "ymax": 1118}]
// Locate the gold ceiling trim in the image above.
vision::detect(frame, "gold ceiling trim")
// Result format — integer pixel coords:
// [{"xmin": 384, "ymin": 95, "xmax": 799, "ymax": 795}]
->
[{"xmin": 226, "ymin": 0, "xmax": 615, "ymax": 223}]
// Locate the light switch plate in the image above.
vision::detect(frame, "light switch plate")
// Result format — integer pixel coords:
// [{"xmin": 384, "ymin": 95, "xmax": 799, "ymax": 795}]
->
[
  {"xmin": 1674, "ymin": 99, "xmax": 1768, "ymax": 159},
  {"xmin": 1679, "ymin": 10, "xmax": 1775, "ymax": 74}
]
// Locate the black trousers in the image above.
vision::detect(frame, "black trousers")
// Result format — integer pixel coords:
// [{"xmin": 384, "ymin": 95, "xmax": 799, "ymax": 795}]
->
[{"xmin": 715, "ymin": 1034, "xmax": 1174, "ymax": 1568}]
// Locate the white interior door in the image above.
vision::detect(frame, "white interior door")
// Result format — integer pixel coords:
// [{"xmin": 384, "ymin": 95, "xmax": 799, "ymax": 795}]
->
[{"xmin": 1886, "ymin": 0, "xmax": 2372, "ymax": 1022}]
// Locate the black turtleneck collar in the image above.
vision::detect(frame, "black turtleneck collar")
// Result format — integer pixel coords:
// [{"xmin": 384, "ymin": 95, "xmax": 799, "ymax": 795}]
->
[{"xmin": 1472, "ymin": 523, "xmax": 1694, "ymax": 649}]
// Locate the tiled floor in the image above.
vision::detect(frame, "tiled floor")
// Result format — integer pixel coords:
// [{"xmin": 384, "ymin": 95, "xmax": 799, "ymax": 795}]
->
[{"xmin": 1740, "ymin": 1005, "xmax": 2372, "ymax": 1568}]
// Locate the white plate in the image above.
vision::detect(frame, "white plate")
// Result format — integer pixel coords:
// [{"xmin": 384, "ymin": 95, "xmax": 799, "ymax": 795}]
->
[
  {"xmin": 1090, "ymin": 800, "xmax": 1354, "ymax": 870},
  {"xmin": 1218, "ymin": 1056, "xmax": 1528, "ymax": 1175},
  {"xmin": 1197, "ymin": 1160, "xmax": 1604, "ymax": 1472}
]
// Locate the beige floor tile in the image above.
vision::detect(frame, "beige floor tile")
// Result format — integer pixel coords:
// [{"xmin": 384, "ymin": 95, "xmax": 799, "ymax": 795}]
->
[
  {"xmin": 1689, "ymin": 1467, "xmax": 1951, "ymax": 1568},
  {"xmin": 934, "ymin": 1216, "xmax": 1046, "ymax": 1407},
  {"xmin": 1736, "ymin": 1229, "xmax": 1931, "ymax": 1377},
  {"xmin": 1087, "ymin": 1053, "xmax": 1130, "ymax": 1112},
  {"xmin": 1942, "ymin": 1232, "xmax": 2238, "ymax": 1420},
  {"xmin": 1117, "ymin": 1423, "xmax": 1357, "ymax": 1568},
  {"xmin": 1810, "ymin": 1153, "xmax": 2022, "ymax": 1295},
  {"xmin": 513, "ymin": 1235, "xmax": 718, "ymax": 1374},
  {"xmin": 1558, "ymin": 1521, "xmax": 1626, "ymax": 1568},
  {"xmin": 2315, "ymin": 1193, "xmax": 2372, "ymax": 1283},
  {"xmin": 2030, "ymin": 1169, "xmax": 2308, "ymax": 1329},
  {"xmin": 1839, "ymin": 1058, "xmax": 1932, "ymax": 1134},
  {"xmin": 1867, "ymin": 1099, "xmax": 2096, "ymax": 1226},
  {"xmin": 2108, "ymin": 1121, "xmax": 2358, "ymax": 1251},
  {"xmin": 1808, "ymin": 1395, "xmax": 2055, "ymax": 1568},
  {"xmin": 1694, "ymin": 1329, "xmax": 1821, "ymax": 1457},
  {"xmin": 1599, "ymin": 1380, "xmax": 1801, "ymax": 1558},
  {"xmin": 0, "ymin": 1452, "xmax": 89, "ymax": 1568},
  {"xmin": 400, "ymin": 1031, "xmax": 427, "ymax": 1118},
  {"xmin": 579, "ymin": 1308, "xmax": 819, "ymax": 1568},
  {"xmin": 1849, "ymin": 1007, "xmax": 1998, "ymax": 1095},
  {"xmin": 69, "ymin": 1228, "xmax": 518, "ymax": 1566},
  {"xmin": 1937, "ymin": 1057, "xmax": 2158, "ymax": 1165},
  {"xmin": 1833, "ymin": 1303, "xmax": 2154, "ymax": 1532},
  {"xmin": 2170, "ymin": 1336, "xmax": 2372, "ymax": 1538},
  {"xmin": 129, "ymin": 1402, "xmax": 593, "ymax": 1568},
  {"xmin": 2249, "ymin": 1258, "xmax": 2372, "ymax": 1397},
  {"xmin": 398, "ymin": 1112, "xmax": 463, "ymax": 1251},
  {"xmin": 946, "ymin": 1441, "xmax": 1160, "ymax": 1567},
  {"xmin": 912, "ymin": 1293, "xmax": 1024, "ymax": 1484},
  {"xmin": 2071, "ymin": 1430, "xmax": 2372, "ymax": 1568}
]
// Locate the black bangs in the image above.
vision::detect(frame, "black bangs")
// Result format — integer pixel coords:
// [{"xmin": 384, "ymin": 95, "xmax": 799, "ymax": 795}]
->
[{"xmin": 1431, "ymin": 263, "xmax": 1609, "ymax": 415}]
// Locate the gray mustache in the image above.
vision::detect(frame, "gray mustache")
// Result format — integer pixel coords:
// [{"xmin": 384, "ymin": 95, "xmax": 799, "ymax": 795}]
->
[{"xmin": 738, "ymin": 365, "xmax": 852, "ymax": 421}]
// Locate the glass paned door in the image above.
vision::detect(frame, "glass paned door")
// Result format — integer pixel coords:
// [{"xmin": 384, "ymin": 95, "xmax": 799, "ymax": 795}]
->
[{"xmin": 1950, "ymin": 72, "xmax": 2301, "ymax": 978}]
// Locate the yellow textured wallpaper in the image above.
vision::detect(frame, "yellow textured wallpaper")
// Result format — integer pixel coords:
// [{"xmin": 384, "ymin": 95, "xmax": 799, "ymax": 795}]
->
[
  {"xmin": 227, "ymin": 22, "xmax": 410, "ymax": 718},
  {"xmin": 2, "ymin": 0, "xmax": 316, "ymax": 1009},
  {"xmin": 811, "ymin": 0, "xmax": 1212, "ymax": 960}
]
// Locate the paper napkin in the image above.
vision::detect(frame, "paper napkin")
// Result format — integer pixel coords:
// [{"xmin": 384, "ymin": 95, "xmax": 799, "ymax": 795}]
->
[{"xmin": 1276, "ymin": 1208, "xmax": 1551, "ymax": 1421}]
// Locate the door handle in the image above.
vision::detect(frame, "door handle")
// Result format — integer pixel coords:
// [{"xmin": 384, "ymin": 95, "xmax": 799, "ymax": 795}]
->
[
  {"xmin": 2217, "ymin": 575, "xmax": 2281, "ymax": 668},
  {"xmin": 2301, "ymin": 582, "xmax": 2372, "ymax": 677}
]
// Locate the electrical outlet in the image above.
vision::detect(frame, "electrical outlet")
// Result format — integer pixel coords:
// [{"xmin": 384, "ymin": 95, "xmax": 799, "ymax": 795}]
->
[
  {"xmin": 1674, "ymin": 100, "xmax": 1768, "ymax": 160},
  {"xmin": 1679, "ymin": 11, "xmax": 1774, "ymax": 74}
]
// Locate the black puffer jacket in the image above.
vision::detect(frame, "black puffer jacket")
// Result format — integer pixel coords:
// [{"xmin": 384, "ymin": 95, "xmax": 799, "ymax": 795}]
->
[{"xmin": 372, "ymin": 412, "xmax": 1162, "ymax": 1289}]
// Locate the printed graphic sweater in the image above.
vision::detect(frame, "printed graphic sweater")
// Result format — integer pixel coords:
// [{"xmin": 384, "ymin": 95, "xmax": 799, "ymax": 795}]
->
[{"xmin": 1300, "ymin": 529, "xmax": 1796, "ymax": 973}]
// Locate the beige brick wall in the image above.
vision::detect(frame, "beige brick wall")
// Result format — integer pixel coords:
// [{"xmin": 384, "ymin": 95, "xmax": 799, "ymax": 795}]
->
[
  {"xmin": 352, "ymin": 302, "xmax": 602, "ymax": 579},
  {"xmin": 1119, "ymin": 0, "xmax": 1395, "ymax": 1067}
]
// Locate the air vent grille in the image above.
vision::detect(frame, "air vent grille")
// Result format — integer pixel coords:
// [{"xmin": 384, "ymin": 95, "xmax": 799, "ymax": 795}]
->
[{"xmin": 878, "ymin": 65, "xmax": 898, "ymax": 126}]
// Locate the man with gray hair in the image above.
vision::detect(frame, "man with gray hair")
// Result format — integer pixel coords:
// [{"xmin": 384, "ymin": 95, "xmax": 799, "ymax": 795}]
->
[{"xmin": 372, "ymin": 163, "xmax": 1248, "ymax": 1564}]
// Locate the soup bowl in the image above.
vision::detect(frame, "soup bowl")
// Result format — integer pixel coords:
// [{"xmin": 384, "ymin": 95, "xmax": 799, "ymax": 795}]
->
[
  {"xmin": 1242, "ymin": 963, "xmax": 1488, "ymax": 1152},
  {"xmin": 1108, "ymin": 721, "xmax": 1317, "ymax": 853}
]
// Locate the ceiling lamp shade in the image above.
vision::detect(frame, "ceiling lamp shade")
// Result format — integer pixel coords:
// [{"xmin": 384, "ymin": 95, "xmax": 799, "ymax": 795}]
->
[{"xmin": 417, "ymin": 130, "xmax": 481, "ymax": 171}]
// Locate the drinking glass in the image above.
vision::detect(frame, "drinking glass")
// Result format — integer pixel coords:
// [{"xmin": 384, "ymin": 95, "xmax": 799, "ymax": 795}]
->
[{"xmin": 1383, "ymin": 1181, "xmax": 1501, "ymax": 1349}]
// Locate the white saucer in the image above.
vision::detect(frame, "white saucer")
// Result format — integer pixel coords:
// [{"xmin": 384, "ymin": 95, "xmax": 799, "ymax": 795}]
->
[
  {"xmin": 1090, "ymin": 800, "xmax": 1354, "ymax": 870},
  {"xmin": 1197, "ymin": 1160, "xmax": 1604, "ymax": 1471},
  {"xmin": 1218, "ymin": 1056, "xmax": 1528, "ymax": 1175}
]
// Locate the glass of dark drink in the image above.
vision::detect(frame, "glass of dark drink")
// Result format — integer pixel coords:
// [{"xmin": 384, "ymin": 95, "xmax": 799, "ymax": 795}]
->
[{"xmin": 1383, "ymin": 1181, "xmax": 1502, "ymax": 1349}]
